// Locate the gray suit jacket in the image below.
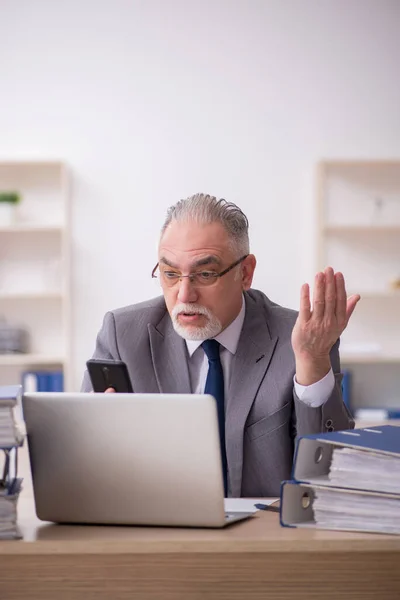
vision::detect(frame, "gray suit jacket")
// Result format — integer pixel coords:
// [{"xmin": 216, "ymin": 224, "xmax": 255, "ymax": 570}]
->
[{"xmin": 82, "ymin": 289, "xmax": 354, "ymax": 497}]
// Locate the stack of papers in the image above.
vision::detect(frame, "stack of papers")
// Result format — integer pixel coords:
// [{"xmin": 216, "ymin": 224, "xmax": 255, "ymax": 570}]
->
[
  {"xmin": 329, "ymin": 447, "xmax": 400, "ymax": 494},
  {"xmin": 0, "ymin": 478, "xmax": 22, "ymax": 540},
  {"xmin": 0, "ymin": 409, "xmax": 25, "ymax": 447},
  {"xmin": 0, "ymin": 385, "xmax": 25, "ymax": 540},
  {"xmin": 313, "ymin": 487, "xmax": 400, "ymax": 535},
  {"xmin": 280, "ymin": 425, "xmax": 400, "ymax": 535},
  {"xmin": 0, "ymin": 385, "xmax": 25, "ymax": 447},
  {"xmin": 312, "ymin": 446, "xmax": 400, "ymax": 535}
]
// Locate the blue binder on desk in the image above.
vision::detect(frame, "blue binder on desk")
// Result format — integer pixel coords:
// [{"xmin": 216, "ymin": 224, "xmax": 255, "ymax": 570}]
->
[
  {"xmin": 291, "ymin": 425, "xmax": 400, "ymax": 487},
  {"xmin": 280, "ymin": 426, "xmax": 400, "ymax": 534},
  {"xmin": 279, "ymin": 480, "xmax": 400, "ymax": 534}
]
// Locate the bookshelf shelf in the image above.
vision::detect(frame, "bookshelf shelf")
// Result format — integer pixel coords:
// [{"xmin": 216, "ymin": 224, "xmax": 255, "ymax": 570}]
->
[
  {"xmin": 0, "ymin": 293, "xmax": 64, "ymax": 300},
  {"xmin": 0, "ymin": 354, "xmax": 65, "ymax": 367},
  {"xmin": 317, "ymin": 160, "xmax": 400, "ymax": 411},
  {"xmin": 347, "ymin": 291, "xmax": 400, "ymax": 299},
  {"xmin": 341, "ymin": 355, "xmax": 400, "ymax": 365},
  {"xmin": 0, "ymin": 226, "xmax": 64, "ymax": 233},
  {"xmin": 0, "ymin": 161, "xmax": 71, "ymax": 389},
  {"xmin": 324, "ymin": 225, "xmax": 400, "ymax": 234}
]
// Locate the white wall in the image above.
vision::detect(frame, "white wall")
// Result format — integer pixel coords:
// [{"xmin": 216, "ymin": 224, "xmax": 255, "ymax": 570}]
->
[{"xmin": 0, "ymin": 0, "xmax": 400, "ymax": 389}]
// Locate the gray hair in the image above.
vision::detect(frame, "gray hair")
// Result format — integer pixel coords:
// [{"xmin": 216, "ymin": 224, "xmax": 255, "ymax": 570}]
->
[{"xmin": 160, "ymin": 193, "xmax": 250, "ymax": 256}]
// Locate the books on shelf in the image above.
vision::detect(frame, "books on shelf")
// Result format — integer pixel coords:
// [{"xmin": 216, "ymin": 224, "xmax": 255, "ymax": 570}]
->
[
  {"xmin": 355, "ymin": 408, "xmax": 400, "ymax": 421},
  {"xmin": 339, "ymin": 367, "xmax": 400, "ymax": 421},
  {"xmin": 280, "ymin": 425, "xmax": 400, "ymax": 535},
  {"xmin": 22, "ymin": 370, "xmax": 64, "ymax": 393},
  {"xmin": 0, "ymin": 385, "xmax": 25, "ymax": 540}
]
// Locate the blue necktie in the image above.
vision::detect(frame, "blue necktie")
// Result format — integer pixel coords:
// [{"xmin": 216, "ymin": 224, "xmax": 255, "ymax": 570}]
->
[{"xmin": 202, "ymin": 339, "xmax": 228, "ymax": 497}]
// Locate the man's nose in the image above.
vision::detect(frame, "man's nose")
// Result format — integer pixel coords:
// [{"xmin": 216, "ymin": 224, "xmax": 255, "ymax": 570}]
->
[{"xmin": 177, "ymin": 276, "xmax": 198, "ymax": 303}]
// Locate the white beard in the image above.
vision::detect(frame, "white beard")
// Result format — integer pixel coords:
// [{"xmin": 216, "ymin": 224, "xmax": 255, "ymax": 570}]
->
[{"xmin": 171, "ymin": 303, "xmax": 223, "ymax": 341}]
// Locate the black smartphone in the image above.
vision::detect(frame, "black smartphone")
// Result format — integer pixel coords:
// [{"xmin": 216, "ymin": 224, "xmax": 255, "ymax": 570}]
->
[{"xmin": 86, "ymin": 359, "xmax": 133, "ymax": 393}]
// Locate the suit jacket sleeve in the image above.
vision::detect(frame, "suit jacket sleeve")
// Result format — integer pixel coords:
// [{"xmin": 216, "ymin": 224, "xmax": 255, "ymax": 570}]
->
[
  {"xmin": 80, "ymin": 311, "xmax": 121, "ymax": 392},
  {"xmin": 292, "ymin": 338, "xmax": 354, "ymax": 437}
]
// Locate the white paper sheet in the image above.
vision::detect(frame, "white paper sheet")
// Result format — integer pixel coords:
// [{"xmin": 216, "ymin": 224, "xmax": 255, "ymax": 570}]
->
[
  {"xmin": 224, "ymin": 497, "xmax": 279, "ymax": 513},
  {"xmin": 313, "ymin": 488, "xmax": 400, "ymax": 534},
  {"xmin": 329, "ymin": 447, "xmax": 400, "ymax": 494}
]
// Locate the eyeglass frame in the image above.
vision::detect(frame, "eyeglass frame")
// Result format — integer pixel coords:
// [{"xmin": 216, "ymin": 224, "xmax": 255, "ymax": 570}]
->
[{"xmin": 151, "ymin": 254, "xmax": 249, "ymax": 286}]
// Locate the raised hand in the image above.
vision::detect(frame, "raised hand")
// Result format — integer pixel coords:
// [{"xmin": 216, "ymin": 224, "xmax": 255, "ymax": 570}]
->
[{"xmin": 291, "ymin": 267, "xmax": 360, "ymax": 386}]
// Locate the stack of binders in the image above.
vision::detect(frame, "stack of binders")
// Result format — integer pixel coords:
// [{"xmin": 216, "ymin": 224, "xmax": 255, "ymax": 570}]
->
[
  {"xmin": 280, "ymin": 425, "xmax": 400, "ymax": 535},
  {"xmin": 0, "ymin": 385, "xmax": 25, "ymax": 540}
]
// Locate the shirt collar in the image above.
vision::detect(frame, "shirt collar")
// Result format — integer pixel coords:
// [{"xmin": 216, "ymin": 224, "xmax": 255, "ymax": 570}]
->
[{"xmin": 185, "ymin": 295, "xmax": 246, "ymax": 357}]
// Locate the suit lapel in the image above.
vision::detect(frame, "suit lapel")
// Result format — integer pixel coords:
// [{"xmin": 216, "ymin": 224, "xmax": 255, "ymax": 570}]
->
[
  {"xmin": 148, "ymin": 313, "xmax": 191, "ymax": 393},
  {"xmin": 226, "ymin": 294, "xmax": 278, "ymax": 497}
]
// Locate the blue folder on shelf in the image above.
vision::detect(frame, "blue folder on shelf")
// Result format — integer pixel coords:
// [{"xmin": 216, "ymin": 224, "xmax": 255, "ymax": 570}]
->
[{"xmin": 22, "ymin": 371, "xmax": 64, "ymax": 393}]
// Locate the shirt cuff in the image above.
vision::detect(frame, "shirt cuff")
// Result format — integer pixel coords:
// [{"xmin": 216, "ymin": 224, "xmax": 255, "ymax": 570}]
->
[{"xmin": 293, "ymin": 368, "xmax": 335, "ymax": 408}]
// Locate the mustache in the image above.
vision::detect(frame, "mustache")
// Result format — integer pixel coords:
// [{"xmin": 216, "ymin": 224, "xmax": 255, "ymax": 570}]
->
[{"xmin": 172, "ymin": 303, "xmax": 211, "ymax": 318}]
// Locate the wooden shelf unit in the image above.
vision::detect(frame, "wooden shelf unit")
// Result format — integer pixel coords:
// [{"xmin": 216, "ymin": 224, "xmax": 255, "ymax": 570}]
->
[
  {"xmin": 316, "ymin": 160, "xmax": 400, "ymax": 411},
  {"xmin": 0, "ymin": 161, "xmax": 71, "ymax": 390}
]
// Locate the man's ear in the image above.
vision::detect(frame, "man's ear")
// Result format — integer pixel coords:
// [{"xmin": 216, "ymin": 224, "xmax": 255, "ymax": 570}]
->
[{"xmin": 241, "ymin": 254, "xmax": 256, "ymax": 290}]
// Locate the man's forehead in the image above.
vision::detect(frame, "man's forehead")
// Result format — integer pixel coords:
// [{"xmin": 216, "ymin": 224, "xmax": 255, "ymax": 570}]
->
[
  {"xmin": 159, "ymin": 223, "xmax": 231, "ymax": 258},
  {"xmin": 158, "ymin": 252, "xmax": 224, "ymax": 268}
]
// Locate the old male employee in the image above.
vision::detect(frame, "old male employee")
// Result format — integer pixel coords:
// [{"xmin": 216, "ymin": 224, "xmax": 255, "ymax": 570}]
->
[{"xmin": 82, "ymin": 193, "xmax": 359, "ymax": 497}]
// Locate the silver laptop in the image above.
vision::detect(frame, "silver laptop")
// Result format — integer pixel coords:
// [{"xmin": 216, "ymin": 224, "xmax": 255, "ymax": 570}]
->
[{"xmin": 22, "ymin": 392, "xmax": 254, "ymax": 528}]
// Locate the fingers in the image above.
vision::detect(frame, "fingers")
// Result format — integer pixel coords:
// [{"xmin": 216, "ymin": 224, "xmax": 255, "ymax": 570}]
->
[
  {"xmin": 105, "ymin": 387, "xmax": 116, "ymax": 393},
  {"xmin": 299, "ymin": 283, "xmax": 312, "ymax": 323},
  {"xmin": 334, "ymin": 271, "xmax": 347, "ymax": 327},
  {"xmin": 312, "ymin": 272, "xmax": 325, "ymax": 319},
  {"xmin": 346, "ymin": 294, "xmax": 361, "ymax": 324},
  {"xmin": 324, "ymin": 267, "xmax": 336, "ymax": 319},
  {"xmin": 301, "ymin": 269, "xmax": 359, "ymax": 330}
]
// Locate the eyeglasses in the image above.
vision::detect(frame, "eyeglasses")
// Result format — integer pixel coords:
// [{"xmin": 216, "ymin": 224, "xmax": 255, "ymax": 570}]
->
[{"xmin": 151, "ymin": 255, "xmax": 249, "ymax": 288}]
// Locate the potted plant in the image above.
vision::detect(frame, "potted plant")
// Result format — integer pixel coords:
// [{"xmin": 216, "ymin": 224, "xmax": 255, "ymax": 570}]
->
[{"xmin": 0, "ymin": 192, "xmax": 21, "ymax": 226}]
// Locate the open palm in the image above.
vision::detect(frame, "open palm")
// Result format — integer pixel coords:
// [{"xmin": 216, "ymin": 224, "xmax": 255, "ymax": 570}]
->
[{"xmin": 292, "ymin": 267, "xmax": 360, "ymax": 362}]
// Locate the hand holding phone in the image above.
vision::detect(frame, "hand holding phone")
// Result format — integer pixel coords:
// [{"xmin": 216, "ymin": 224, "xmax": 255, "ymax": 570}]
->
[{"xmin": 86, "ymin": 359, "xmax": 133, "ymax": 393}]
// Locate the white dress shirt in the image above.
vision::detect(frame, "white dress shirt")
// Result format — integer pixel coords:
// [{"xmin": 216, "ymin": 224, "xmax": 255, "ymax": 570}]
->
[{"xmin": 185, "ymin": 296, "xmax": 335, "ymax": 408}]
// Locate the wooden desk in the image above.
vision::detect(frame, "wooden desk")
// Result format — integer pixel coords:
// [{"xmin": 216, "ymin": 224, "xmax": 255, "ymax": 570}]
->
[{"xmin": 1, "ymin": 444, "xmax": 400, "ymax": 599}]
